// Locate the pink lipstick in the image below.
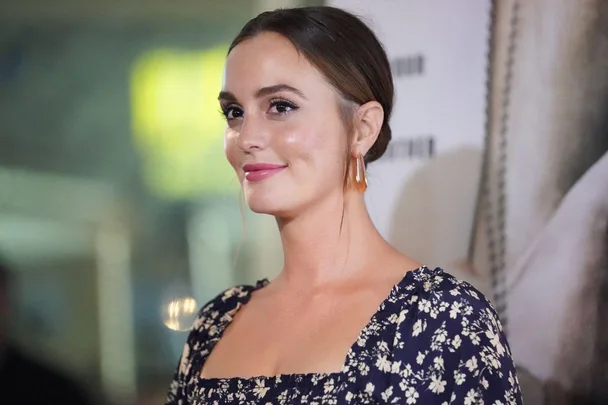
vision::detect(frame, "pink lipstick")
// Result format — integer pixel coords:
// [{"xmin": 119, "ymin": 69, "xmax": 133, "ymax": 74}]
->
[{"xmin": 242, "ymin": 163, "xmax": 287, "ymax": 182}]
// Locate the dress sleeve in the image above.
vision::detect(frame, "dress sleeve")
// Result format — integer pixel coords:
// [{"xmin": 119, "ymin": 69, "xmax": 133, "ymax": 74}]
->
[
  {"xmin": 164, "ymin": 312, "xmax": 201, "ymax": 405},
  {"xmin": 445, "ymin": 299, "xmax": 522, "ymax": 404},
  {"xmin": 389, "ymin": 271, "xmax": 524, "ymax": 404}
]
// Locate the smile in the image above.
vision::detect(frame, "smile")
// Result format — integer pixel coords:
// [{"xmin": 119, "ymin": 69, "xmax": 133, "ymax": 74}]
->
[{"xmin": 242, "ymin": 163, "xmax": 287, "ymax": 182}]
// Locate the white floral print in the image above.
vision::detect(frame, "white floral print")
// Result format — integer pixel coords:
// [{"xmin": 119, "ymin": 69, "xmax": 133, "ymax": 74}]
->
[{"xmin": 166, "ymin": 266, "xmax": 523, "ymax": 404}]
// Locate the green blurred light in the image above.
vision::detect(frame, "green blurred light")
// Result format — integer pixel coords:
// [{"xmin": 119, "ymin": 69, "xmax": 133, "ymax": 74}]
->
[{"xmin": 130, "ymin": 46, "xmax": 238, "ymax": 199}]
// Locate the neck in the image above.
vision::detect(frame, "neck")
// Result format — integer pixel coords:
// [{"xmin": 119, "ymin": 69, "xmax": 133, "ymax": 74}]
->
[{"xmin": 275, "ymin": 190, "xmax": 388, "ymax": 287}]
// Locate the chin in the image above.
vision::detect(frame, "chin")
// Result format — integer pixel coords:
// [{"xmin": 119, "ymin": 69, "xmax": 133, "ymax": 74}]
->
[
  {"xmin": 245, "ymin": 194, "xmax": 285, "ymax": 216},
  {"xmin": 244, "ymin": 193, "xmax": 300, "ymax": 218}
]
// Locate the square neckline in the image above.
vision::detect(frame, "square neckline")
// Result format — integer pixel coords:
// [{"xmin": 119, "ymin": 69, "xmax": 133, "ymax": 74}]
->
[{"xmin": 193, "ymin": 265, "xmax": 428, "ymax": 387}]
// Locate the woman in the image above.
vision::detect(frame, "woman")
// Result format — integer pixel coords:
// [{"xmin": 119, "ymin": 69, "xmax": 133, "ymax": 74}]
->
[{"xmin": 166, "ymin": 6, "xmax": 522, "ymax": 405}]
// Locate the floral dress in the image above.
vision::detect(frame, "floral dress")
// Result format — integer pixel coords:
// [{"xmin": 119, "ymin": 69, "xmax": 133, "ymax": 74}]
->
[{"xmin": 166, "ymin": 266, "xmax": 523, "ymax": 404}]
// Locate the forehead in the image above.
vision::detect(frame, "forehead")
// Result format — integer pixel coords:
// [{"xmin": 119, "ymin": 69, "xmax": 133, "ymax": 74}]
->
[{"xmin": 223, "ymin": 32, "xmax": 330, "ymax": 95}]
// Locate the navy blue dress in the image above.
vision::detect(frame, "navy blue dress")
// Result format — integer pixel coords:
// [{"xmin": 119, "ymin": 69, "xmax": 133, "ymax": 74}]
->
[{"xmin": 166, "ymin": 266, "xmax": 523, "ymax": 404}]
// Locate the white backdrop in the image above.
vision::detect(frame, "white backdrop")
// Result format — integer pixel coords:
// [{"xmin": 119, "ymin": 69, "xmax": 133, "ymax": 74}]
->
[{"xmin": 327, "ymin": 0, "xmax": 492, "ymax": 275}]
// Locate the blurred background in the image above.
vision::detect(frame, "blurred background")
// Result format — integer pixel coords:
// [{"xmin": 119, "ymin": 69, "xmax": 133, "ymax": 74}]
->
[
  {"xmin": 1, "ymin": 0, "xmax": 606, "ymax": 404},
  {"xmin": 0, "ymin": 1, "xmax": 314, "ymax": 404}
]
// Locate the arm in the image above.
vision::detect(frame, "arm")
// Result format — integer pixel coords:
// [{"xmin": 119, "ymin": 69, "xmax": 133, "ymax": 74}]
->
[
  {"xmin": 165, "ymin": 331, "xmax": 194, "ymax": 405},
  {"xmin": 447, "ymin": 303, "xmax": 522, "ymax": 404},
  {"xmin": 163, "ymin": 284, "xmax": 250, "ymax": 405}
]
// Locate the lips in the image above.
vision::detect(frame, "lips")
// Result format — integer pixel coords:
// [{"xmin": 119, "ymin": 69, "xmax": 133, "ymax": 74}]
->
[{"xmin": 242, "ymin": 163, "xmax": 287, "ymax": 182}]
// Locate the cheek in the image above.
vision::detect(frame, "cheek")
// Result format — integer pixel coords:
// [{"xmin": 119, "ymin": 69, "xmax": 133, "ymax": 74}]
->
[
  {"xmin": 224, "ymin": 128, "xmax": 241, "ymax": 172},
  {"xmin": 278, "ymin": 120, "xmax": 347, "ymax": 169},
  {"xmin": 279, "ymin": 121, "xmax": 334, "ymax": 158}
]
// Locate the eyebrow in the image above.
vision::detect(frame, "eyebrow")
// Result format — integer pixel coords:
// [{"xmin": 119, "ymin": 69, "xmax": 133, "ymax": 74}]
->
[{"xmin": 218, "ymin": 84, "xmax": 306, "ymax": 102}]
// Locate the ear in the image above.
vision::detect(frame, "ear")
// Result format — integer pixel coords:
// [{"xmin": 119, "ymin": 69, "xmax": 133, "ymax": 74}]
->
[{"xmin": 351, "ymin": 101, "xmax": 384, "ymax": 157}]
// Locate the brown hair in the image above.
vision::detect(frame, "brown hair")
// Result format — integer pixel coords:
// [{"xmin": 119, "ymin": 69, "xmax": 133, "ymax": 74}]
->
[{"xmin": 228, "ymin": 6, "xmax": 394, "ymax": 166}]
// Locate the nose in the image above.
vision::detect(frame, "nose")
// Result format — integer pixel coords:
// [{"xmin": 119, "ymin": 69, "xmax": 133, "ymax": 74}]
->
[{"xmin": 236, "ymin": 115, "xmax": 269, "ymax": 153}]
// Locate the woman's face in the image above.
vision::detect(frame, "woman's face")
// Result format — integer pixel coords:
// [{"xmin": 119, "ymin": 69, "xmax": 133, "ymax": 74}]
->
[{"xmin": 222, "ymin": 32, "xmax": 350, "ymax": 217}]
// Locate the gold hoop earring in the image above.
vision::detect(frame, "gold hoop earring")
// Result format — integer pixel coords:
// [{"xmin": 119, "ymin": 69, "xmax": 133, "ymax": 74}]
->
[{"xmin": 353, "ymin": 154, "xmax": 368, "ymax": 193}]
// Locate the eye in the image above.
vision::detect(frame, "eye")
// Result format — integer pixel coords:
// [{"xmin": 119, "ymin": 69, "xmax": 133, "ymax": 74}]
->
[
  {"xmin": 268, "ymin": 98, "xmax": 298, "ymax": 115},
  {"xmin": 220, "ymin": 105, "xmax": 244, "ymax": 121}
]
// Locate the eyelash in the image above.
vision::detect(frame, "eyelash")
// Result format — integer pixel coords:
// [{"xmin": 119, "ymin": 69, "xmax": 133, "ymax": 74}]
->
[
  {"xmin": 219, "ymin": 98, "xmax": 299, "ymax": 121},
  {"xmin": 268, "ymin": 98, "xmax": 299, "ymax": 115}
]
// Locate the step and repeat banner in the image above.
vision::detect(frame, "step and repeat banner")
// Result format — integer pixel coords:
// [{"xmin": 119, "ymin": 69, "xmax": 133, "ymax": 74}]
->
[
  {"xmin": 328, "ymin": 0, "xmax": 608, "ymax": 404},
  {"xmin": 327, "ymin": 0, "xmax": 492, "ymax": 290}
]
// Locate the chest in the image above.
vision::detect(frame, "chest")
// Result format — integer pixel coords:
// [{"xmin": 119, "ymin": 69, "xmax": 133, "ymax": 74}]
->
[{"xmin": 200, "ymin": 294, "xmax": 382, "ymax": 378}]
